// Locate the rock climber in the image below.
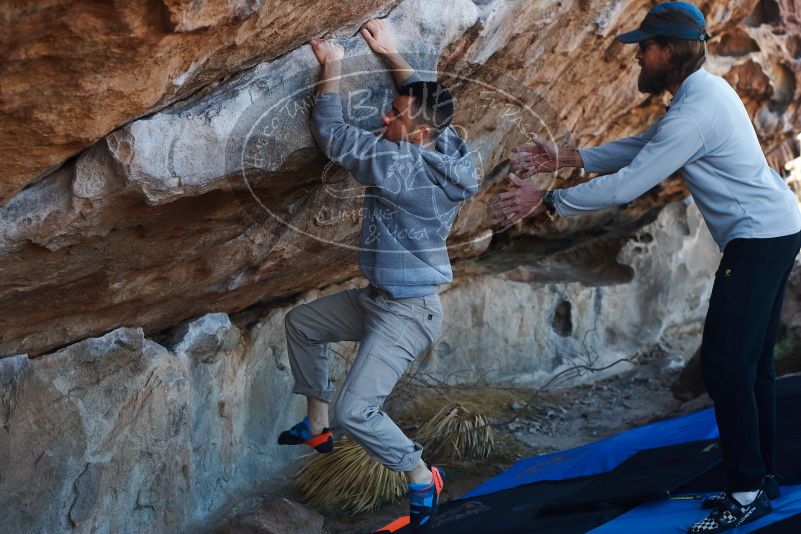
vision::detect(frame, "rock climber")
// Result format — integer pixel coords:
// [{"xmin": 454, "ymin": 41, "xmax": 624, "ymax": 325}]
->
[{"xmin": 277, "ymin": 18, "xmax": 478, "ymax": 532}]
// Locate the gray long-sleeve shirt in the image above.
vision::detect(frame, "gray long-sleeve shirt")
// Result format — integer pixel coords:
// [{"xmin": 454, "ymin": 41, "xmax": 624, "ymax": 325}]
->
[{"xmin": 553, "ymin": 68, "xmax": 801, "ymax": 250}]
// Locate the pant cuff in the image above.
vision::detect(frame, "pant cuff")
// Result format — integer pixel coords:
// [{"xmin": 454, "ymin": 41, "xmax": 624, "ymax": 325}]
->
[
  {"xmin": 292, "ymin": 382, "xmax": 335, "ymax": 403},
  {"xmin": 384, "ymin": 441, "xmax": 424, "ymax": 473}
]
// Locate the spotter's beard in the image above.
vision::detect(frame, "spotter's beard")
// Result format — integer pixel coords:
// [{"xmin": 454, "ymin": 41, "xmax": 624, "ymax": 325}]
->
[{"xmin": 638, "ymin": 64, "xmax": 670, "ymax": 94}]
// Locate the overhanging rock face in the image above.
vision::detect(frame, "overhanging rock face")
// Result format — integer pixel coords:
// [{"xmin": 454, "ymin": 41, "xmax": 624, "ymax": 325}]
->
[
  {"xmin": 0, "ymin": 0, "xmax": 481, "ymax": 357},
  {"xmin": 0, "ymin": 0, "xmax": 403, "ymax": 204},
  {"xmin": 1, "ymin": 0, "xmax": 799, "ymax": 358}
]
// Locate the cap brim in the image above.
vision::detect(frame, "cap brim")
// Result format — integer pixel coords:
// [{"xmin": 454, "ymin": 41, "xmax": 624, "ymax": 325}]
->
[{"xmin": 616, "ymin": 29, "xmax": 656, "ymax": 43}]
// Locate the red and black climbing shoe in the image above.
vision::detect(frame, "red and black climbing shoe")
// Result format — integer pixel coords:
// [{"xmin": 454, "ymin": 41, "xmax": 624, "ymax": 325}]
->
[
  {"xmin": 408, "ymin": 466, "xmax": 445, "ymax": 533},
  {"xmin": 688, "ymin": 490, "xmax": 772, "ymax": 533},
  {"xmin": 277, "ymin": 417, "xmax": 334, "ymax": 453},
  {"xmin": 701, "ymin": 474, "xmax": 781, "ymax": 509}
]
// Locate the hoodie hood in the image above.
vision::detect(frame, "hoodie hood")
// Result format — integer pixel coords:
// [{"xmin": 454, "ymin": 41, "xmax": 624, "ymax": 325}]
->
[{"xmin": 418, "ymin": 125, "xmax": 479, "ymax": 202}]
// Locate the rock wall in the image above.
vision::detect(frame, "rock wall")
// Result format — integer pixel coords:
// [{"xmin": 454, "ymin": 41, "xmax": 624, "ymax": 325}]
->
[
  {"xmin": 1, "ymin": 318, "xmax": 300, "ymax": 533},
  {"xmin": 434, "ymin": 202, "xmax": 719, "ymax": 385},
  {"xmin": 2, "ymin": 0, "xmax": 800, "ymax": 358},
  {"xmin": 0, "ymin": 200, "xmax": 719, "ymax": 533}
]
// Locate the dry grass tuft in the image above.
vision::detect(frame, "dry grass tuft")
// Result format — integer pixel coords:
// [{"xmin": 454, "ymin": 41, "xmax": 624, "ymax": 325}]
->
[
  {"xmin": 295, "ymin": 436, "xmax": 407, "ymax": 515},
  {"xmin": 295, "ymin": 403, "xmax": 495, "ymax": 514},
  {"xmin": 417, "ymin": 403, "xmax": 495, "ymax": 461}
]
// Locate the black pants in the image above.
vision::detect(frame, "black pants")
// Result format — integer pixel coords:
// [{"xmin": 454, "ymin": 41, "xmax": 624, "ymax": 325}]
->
[{"xmin": 701, "ymin": 231, "xmax": 801, "ymax": 491}]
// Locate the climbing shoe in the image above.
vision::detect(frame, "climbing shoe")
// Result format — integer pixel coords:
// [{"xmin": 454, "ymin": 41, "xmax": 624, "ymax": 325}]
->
[
  {"xmin": 688, "ymin": 490, "xmax": 772, "ymax": 533},
  {"xmin": 373, "ymin": 516, "xmax": 410, "ymax": 533},
  {"xmin": 701, "ymin": 474, "xmax": 781, "ymax": 509},
  {"xmin": 277, "ymin": 417, "xmax": 334, "ymax": 453},
  {"xmin": 408, "ymin": 465, "xmax": 445, "ymax": 532}
]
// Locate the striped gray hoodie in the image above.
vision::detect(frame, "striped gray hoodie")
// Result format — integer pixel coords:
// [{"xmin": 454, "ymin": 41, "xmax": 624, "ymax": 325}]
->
[{"xmin": 311, "ymin": 90, "xmax": 478, "ymax": 297}]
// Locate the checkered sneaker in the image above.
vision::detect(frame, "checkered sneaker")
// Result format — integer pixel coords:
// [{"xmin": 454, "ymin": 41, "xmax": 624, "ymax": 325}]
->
[
  {"xmin": 687, "ymin": 490, "xmax": 772, "ymax": 533},
  {"xmin": 701, "ymin": 491, "xmax": 728, "ymax": 510}
]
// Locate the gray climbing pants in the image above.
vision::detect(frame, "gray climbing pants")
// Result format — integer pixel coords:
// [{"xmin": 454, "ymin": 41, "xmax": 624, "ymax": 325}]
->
[{"xmin": 285, "ymin": 286, "xmax": 443, "ymax": 472}]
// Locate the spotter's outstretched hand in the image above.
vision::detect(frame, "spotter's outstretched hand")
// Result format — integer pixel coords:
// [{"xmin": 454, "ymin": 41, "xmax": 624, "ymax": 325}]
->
[
  {"xmin": 510, "ymin": 134, "xmax": 559, "ymax": 178},
  {"xmin": 489, "ymin": 173, "xmax": 547, "ymax": 229}
]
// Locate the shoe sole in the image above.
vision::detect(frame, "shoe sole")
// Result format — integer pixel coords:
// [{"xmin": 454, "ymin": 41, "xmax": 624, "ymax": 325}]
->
[{"xmin": 277, "ymin": 429, "xmax": 334, "ymax": 453}]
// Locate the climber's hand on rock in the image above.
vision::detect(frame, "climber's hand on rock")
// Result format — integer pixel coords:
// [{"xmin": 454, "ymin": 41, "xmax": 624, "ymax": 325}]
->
[
  {"xmin": 309, "ymin": 38, "xmax": 344, "ymax": 65},
  {"xmin": 360, "ymin": 19, "xmax": 397, "ymax": 55},
  {"xmin": 361, "ymin": 19, "xmax": 416, "ymax": 87},
  {"xmin": 510, "ymin": 134, "xmax": 559, "ymax": 177},
  {"xmin": 489, "ymin": 173, "xmax": 546, "ymax": 228}
]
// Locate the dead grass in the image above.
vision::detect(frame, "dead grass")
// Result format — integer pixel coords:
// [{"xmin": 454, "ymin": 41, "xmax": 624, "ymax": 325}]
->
[
  {"xmin": 294, "ymin": 389, "xmax": 530, "ymax": 516},
  {"xmin": 417, "ymin": 403, "xmax": 495, "ymax": 461},
  {"xmin": 295, "ymin": 437, "xmax": 407, "ymax": 515}
]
